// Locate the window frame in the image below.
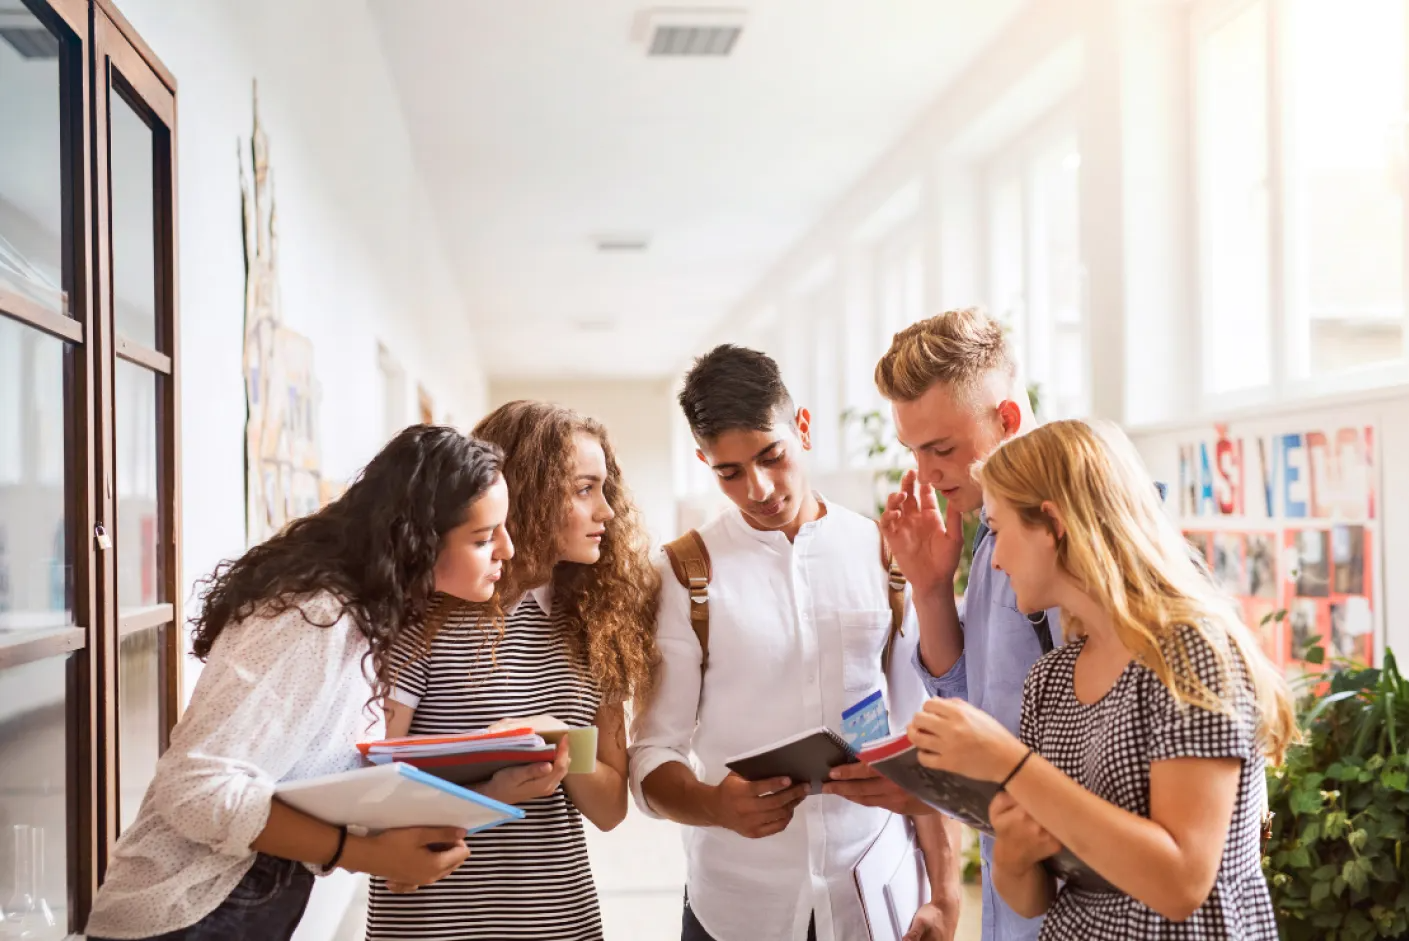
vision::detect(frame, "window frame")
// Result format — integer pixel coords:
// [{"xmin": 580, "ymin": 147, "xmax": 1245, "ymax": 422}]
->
[
  {"xmin": 1190, "ymin": 0, "xmax": 1409, "ymax": 416},
  {"xmin": 978, "ymin": 98, "xmax": 1086, "ymax": 419},
  {"xmin": 0, "ymin": 0, "xmax": 180, "ymax": 928}
]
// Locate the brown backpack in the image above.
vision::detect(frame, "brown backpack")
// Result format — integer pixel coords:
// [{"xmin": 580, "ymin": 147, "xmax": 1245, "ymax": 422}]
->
[{"xmin": 662, "ymin": 519, "xmax": 908, "ymax": 676}]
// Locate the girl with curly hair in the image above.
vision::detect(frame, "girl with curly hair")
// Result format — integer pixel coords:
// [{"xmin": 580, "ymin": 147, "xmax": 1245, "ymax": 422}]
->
[
  {"xmin": 368, "ymin": 400, "xmax": 660, "ymax": 941},
  {"xmin": 85, "ymin": 425, "xmax": 514, "ymax": 941}
]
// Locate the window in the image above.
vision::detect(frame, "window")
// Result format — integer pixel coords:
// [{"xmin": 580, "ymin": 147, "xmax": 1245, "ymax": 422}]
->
[
  {"xmin": 806, "ymin": 285, "xmax": 841, "ymax": 472},
  {"xmin": 1194, "ymin": 0, "xmax": 1409, "ymax": 400},
  {"xmin": 987, "ymin": 173, "xmax": 1025, "ymax": 340},
  {"xmin": 1196, "ymin": 1, "xmax": 1272, "ymax": 396},
  {"xmin": 1284, "ymin": 0, "xmax": 1405, "ymax": 376},
  {"xmin": 0, "ymin": 0, "xmax": 180, "ymax": 931},
  {"xmin": 377, "ymin": 342, "xmax": 406, "ymax": 438},
  {"xmin": 982, "ymin": 121, "xmax": 1088, "ymax": 419},
  {"xmin": 874, "ymin": 228, "xmax": 923, "ymax": 355},
  {"xmin": 1028, "ymin": 136, "xmax": 1086, "ymax": 418}
]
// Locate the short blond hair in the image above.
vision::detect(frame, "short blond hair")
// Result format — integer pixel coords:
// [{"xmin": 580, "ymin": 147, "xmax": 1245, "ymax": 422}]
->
[{"xmin": 874, "ymin": 307, "xmax": 1015, "ymax": 403}]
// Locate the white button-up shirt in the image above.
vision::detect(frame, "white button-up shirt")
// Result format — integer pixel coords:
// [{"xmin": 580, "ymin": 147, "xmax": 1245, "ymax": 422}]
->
[{"xmin": 629, "ymin": 500, "xmax": 928, "ymax": 941}]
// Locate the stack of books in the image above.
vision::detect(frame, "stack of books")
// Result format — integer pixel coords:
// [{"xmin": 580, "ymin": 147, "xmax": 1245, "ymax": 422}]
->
[{"xmin": 358, "ymin": 725, "xmax": 597, "ymax": 786}]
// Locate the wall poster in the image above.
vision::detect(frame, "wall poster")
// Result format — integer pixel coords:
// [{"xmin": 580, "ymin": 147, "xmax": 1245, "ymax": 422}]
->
[
  {"xmin": 1177, "ymin": 423, "xmax": 1380, "ymax": 674},
  {"xmin": 240, "ymin": 85, "xmax": 325, "ymax": 546}
]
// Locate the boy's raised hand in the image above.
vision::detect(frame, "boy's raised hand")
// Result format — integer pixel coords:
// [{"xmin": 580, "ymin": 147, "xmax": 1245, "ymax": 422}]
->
[{"xmin": 882, "ymin": 469, "xmax": 966, "ymax": 595}]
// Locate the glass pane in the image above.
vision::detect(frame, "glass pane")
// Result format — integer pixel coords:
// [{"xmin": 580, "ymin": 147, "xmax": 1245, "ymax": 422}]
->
[
  {"xmin": 109, "ymin": 90, "xmax": 157, "ymax": 350},
  {"xmin": 988, "ymin": 174, "xmax": 1025, "ymax": 336},
  {"xmin": 811, "ymin": 297, "xmax": 839, "ymax": 472},
  {"xmin": 1051, "ymin": 326, "xmax": 1086, "ymax": 418},
  {"xmin": 118, "ymin": 626, "xmax": 162, "ymax": 833},
  {"xmin": 115, "ymin": 359, "xmax": 161, "ymax": 614},
  {"xmin": 1034, "ymin": 139, "xmax": 1082, "ymax": 328},
  {"xmin": 0, "ymin": 655, "xmax": 70, "ymax": 939},
  {"xmin": 874, "ymin": 234, "xmax": 920, "ymax": 354},
  {"xmin": 1287, "ymin": 0, "xmax": 1405, "ymax": 375},
  {"xmin": 1198, "ymin": 1, "xmax": 1271, "ymax": 394},
  {"xmin": 0, "ymin": 1, "xmax": 66, "ymax": 316},
  {"xmin": 0, "ymin": 317, "xmax": 71, "ymax": 635},
  {"xmin": 903, "ymin": 241, "xmax": 924, "ymax": 326}
]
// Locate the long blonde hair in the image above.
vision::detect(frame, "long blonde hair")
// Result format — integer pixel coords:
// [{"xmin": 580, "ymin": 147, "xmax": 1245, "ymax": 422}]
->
[{"xmin": 978, "ymin": 419, "xmax": 1297, "ymax": 763}]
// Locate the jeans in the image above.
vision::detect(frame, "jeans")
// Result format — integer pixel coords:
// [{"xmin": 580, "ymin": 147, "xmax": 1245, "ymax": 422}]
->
[
  {"xmin": 681, "ymin": 892, "xmax": 816, "ymax": 941},
  {"xmin": 89, "ymin": 853, "xmax": 314, "ymax": 941}
]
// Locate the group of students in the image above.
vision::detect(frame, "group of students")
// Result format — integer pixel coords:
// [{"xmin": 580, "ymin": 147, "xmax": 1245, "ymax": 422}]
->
[{"xmin": 82, "ymin": 308, "xmax": 1294, "ymax": 941}]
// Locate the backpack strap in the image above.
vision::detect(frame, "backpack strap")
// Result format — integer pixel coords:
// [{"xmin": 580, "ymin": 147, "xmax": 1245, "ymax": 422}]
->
[
  {"xmin": 877, "ymin": 520, "xmax": 907, "ymax": 675},
  {"xmin": 664, "ymin": 524, "xmax": 905, "ymax": 678},
  {"xmin": 662, "ymin": 530, "xmax": 712, "ymax": 674}
]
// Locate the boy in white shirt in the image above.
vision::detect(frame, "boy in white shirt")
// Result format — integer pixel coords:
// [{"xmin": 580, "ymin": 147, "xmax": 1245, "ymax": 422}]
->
[{"xmin": 629, "ymin": 345, "xmax": 961, "ymax": 941}]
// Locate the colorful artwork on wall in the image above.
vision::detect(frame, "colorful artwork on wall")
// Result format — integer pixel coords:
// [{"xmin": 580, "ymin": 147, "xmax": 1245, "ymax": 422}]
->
[
  {"xmin": 1177, "ymin": 423, "xmax": 1380, "ymax": 673},
  {"xmin": 240, "ymin": 84, "xmax": 325, "ymax": 546}
]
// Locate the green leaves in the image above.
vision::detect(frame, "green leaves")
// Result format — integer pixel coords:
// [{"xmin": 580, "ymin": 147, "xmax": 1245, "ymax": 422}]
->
[{"xmin": 1266, "ymin": 647, "xmax": 1409, "ymax": 939}]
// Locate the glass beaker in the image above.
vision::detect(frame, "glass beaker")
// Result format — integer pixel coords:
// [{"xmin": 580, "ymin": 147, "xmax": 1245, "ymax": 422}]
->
[{"xmin": 0, "ymin": 826, "xmax": 55, "ymax": 939}]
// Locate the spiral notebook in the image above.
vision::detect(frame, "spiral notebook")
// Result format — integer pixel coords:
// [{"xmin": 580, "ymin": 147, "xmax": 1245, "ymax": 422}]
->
[
  {"xmin": 858, "ymin": 732, "xmax": 1116, "ymax": 892},
  {"xmin": 725, "ymin": 727, "xmax": 858, "ymax": 794}
]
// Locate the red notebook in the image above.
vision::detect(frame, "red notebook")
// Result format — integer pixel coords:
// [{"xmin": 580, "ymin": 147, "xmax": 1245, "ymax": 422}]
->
[
  {"xmin": 358, "ymin": 727, "xmax": 556, "ymax": 786},
  {"xmin": 355, "ymin": 727, "xmax": 536, "ymax": 757}
]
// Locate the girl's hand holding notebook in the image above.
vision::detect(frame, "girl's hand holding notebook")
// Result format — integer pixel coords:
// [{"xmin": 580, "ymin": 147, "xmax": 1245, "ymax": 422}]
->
[{"xmin": 474, "ymin": 736, "xmax": 573, "ymax": 805}]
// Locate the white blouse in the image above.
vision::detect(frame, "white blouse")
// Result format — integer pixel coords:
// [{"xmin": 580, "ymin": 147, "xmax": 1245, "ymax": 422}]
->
[{"xmin": 85, "ymin": 592, "xmax": 384, "ymax": 939}]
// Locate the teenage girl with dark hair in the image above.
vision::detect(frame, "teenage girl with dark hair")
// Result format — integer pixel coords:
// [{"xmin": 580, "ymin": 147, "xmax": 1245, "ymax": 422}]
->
[{"xmin": 86, "ymin": 425, "xmax": 513, "ymax": 941}]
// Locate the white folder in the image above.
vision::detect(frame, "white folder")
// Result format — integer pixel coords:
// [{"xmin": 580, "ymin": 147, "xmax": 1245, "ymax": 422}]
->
[
  {"xmin": 854, "ymin": 813, "xmax": 929, "ymax": 941},
  {"xmin": 275, "ymin": 762, "xmax": 525, "ymax": 835}
]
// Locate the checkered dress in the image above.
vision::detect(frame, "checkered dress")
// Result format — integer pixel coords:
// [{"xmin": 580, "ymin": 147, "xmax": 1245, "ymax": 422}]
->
[{"xmin": 1020, "ymin": 628, "xmax": 1279, "ymax": 940}]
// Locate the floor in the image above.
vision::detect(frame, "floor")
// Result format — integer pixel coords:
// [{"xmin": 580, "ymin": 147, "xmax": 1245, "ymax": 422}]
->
[{"xmin": 333, "ymin": 812, "xmax": 984, "ymax": 940}]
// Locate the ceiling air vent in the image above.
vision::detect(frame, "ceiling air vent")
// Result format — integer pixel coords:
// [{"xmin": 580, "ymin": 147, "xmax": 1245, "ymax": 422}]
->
[
  {"xmin": 633, "ymin": 8, "xmax": 745, "ymax": 58},
  {"xmin": 593, "ymin": 233, "xmax": 651, "ymax": 253}
]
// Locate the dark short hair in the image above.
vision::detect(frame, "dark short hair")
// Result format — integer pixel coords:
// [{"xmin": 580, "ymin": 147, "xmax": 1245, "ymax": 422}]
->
[{"xmin": 678, "ymin": 344, "xmax": 795, "ymax": 441}]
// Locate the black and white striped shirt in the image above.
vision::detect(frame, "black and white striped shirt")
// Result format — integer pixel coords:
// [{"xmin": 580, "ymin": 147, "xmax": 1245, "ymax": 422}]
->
[{"xmin": 366, "ymin": 589, "xmax": 603, "ymax": 941}]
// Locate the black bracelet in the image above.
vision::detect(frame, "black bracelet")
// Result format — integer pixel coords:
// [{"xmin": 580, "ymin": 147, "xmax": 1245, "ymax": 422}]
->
[
  {"xmin": 321, "ymin": 824, "xmax": 349, "ymax": 873},
  {"xmin": 998, "ymin": 748, "xmax": 1033, "ymax": 792}
]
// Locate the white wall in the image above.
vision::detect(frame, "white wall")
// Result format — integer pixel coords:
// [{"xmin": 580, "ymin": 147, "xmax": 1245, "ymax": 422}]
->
[
  {"xmin": 96, "ymin": 1, "xmax": 490, "ymax": 935},
  {"xmin": 486, "ymin": 380, "xmax": 677, "ymax": 546}
]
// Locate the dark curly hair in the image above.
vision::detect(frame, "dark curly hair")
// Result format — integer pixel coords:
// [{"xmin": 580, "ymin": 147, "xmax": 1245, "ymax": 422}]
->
[
  {"xmin": 190, "ymin": 425, "xmax": 504, "ymax": 705},
  {"xmin": 471, "ymin": 401, "xmax": 659, "ymax": 707}
]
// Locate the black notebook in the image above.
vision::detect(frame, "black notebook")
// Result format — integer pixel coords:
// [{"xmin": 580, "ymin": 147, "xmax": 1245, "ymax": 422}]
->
[
  {"xmin": 725, "ymin": 727, "xmax": 859, "ymax": 794},
  {"xmin": 859, "ymin": 733, "xmax": 1116, "ymax": 893}
]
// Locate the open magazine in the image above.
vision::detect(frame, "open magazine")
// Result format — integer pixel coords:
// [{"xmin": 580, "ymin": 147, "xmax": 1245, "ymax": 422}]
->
[{"xmin": 858, "ymin": 732, "xmax": 1116, "ymax": 893}]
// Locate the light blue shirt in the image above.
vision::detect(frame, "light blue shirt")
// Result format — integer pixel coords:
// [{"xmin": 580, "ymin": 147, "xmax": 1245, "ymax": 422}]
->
[{"xmin": 914, "ymin": 514, "xmax": 1059, "ymax": 941}]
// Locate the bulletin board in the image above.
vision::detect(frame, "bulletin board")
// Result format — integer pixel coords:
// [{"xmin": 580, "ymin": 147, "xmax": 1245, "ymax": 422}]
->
[{"xmin": 1177, "ymin": 424, "xmax": 1380, "ymax": 673}]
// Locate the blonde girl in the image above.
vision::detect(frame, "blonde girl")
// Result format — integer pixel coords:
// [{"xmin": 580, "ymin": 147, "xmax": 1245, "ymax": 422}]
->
[{"xmin": 907, "ymin": 419, "xmax": 1294, "ymax": 940}]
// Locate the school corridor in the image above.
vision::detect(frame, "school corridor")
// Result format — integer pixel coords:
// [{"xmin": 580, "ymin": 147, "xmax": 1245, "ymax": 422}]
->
[{"xmin": 3, "ymin": 0, "xmax": 1407, "ymax": 938}]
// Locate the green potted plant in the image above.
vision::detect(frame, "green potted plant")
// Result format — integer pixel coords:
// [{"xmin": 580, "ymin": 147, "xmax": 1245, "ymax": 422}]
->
[{"xmin": 1262, "ymin": 618, "xmax": 1409, "ymax": 939}]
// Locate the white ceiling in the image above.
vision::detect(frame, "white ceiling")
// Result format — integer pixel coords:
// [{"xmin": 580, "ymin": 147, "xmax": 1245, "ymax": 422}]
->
[{"xmin": 369, "ymin": 0, "xmax": 1027, "ymax": 380}]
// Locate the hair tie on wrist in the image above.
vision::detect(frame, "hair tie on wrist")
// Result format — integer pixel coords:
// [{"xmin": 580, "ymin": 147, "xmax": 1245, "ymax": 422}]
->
[
  {"xmin": 998, "ymin": 748, "xmax": 1034, "ymax": 792},
  {"xmin": 321, "ymin": 824, "xmax": 349, "ymax": 873}
]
